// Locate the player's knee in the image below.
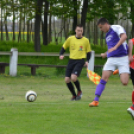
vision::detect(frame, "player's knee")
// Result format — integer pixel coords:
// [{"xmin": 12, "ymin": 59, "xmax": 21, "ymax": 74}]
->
[
  {"xmin": 65, "ymin": 77, "xmax": 70, "ymax": 83},
  {"xmin": 71, "ymin": 75, "xmax": 77, "ymax": 82},
  {"xmin": 122, "ymin": 81, "xmax": 128, "ymax": 86},
  {"xmin": 101, "ymin": 77, "xmax": 108, "ymax": 82}
]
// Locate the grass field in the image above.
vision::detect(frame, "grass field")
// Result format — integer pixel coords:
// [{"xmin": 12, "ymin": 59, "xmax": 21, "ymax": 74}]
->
[{"xmin": 0, "ymin": 69, "xmax": 133, "ymax": 134}]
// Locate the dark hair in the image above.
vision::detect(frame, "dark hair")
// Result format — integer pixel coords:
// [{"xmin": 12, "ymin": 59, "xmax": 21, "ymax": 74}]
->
[
  {"xmin": 75, "ymin": 24, "xmax": 83, "ymax": 28},
  {"xmin": 97, "ymin": 18, "xmax": 109, "ymax": 25}
]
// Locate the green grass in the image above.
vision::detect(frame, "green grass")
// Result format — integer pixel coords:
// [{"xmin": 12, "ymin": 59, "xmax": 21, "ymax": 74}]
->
[{"xmin": 0, "ymin": 72, "xmax": 133, "ymax": 134}]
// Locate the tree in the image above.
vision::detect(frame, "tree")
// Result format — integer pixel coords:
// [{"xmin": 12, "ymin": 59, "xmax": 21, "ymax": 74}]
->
[
  {"xmin": 72, "ymin": 0, "xmax": 77, "ymax": 31},
  {"xmin": 0, "ymin": 10, "xmax": 3, "ymax": 41},
  {"xmin": 18, "ymin": 4, "xmax": 22, "ymax": 42},
  {"xmin": 5, "ymin": 0, "xmax": 10, "ymax": 41},
  {"xmin": 81, "ymin": 0, "xmax": 88, "ymax": 34},
  {"xmin": 34, "ymin": 0, "xmax": 43, "ymax": 52},
  {"xmin": 43, "ymin": 0, "xmax": 49, "ymax": 45},
  {"xmin": 130, "ymin": 2, "xmax": 134, "ymax": 37}
]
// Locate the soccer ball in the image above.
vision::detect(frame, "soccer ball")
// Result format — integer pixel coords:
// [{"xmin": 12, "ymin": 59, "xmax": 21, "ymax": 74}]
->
[{"xmin": 25, "ymin": 90, "xmax": 37, "ymax": 102}]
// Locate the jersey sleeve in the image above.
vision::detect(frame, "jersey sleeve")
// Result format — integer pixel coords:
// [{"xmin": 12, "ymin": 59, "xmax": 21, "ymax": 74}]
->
[
  {"xmin": 86, "ymin": 39, "xmax": 91, "ymax": 52},
  {"xmin": 111, "ymin": 25, "xmax": 126, "ymax": 37},
  {"xmin": 62, "ymin": 37, "xmax": 70, "ymax": 50}
]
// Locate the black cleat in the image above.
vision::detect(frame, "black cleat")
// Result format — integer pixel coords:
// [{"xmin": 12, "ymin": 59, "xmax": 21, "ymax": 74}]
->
[
  {"xmin": 76, "ymin": 91, "xmax": 82, "ymax": 100},
  {"xmin": 71, "ymin": 96, "xmax": 76, "ymax": 101}
]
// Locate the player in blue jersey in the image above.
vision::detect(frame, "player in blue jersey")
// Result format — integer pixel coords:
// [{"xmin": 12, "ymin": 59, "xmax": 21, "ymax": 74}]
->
[{"xmin": 89, "ymin": 18, "xmax": 130, "ymax": 107}]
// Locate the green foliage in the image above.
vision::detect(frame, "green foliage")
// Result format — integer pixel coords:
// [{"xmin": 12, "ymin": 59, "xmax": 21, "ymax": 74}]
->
[
  {"xmin": 94, "ymin": 66, "xmax": 103, "ymax": 76},
  {"xmin": 0, "ymin": 40, "xmax": 108, "ymax": 53},
  {"xmin": 91, "ymin": 44, "xmax": 107, "ymax": 53},
  {"xmin": 49, "ymin": 0, "xmax": 81, "ymax": 18},
  {"xmin": 55, "ymin": 67, "xmax": 65, "ymax": 75},
  {"xmin": 87, "ymin": 0, "xmax": 118, "ymax": 24},
  {"xmin": 0, "ymin": 40, "xmax": 107, "ymax": 68}
]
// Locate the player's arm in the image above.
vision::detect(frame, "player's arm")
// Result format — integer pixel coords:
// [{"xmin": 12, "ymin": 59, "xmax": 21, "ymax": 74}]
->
[
  {"xmin": 128, "ymin": 39, "xmax": 133, "ymax": 62},
  {"xmin": 87, "ymin": 52, "xmax": 91, "ymax": 62},
  {"xmin": 85, "ymin": 52, "xmax": 91, "ymax": 67},
  {"xmin": 59, "ymin": 47, "xmax": 66, "ymax": 60},
  {"xmin": 59, "ymin": 37, "xmax": 70, "ymax": 60},
  {"xmin": 108, "ymin": 33, "xmax": 127, "ymax": 53},
  {"xmin": 101, "ymin": 52, "xmax": 107, "ymax": 58},
  {"xmin": 85, "ymin": 39, "xmax": 92, "ymax": 66}
]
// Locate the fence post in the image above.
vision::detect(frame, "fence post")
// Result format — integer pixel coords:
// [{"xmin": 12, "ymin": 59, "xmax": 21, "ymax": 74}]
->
[
  {"xmin": 9, "ymin": 48, "xmax": 18, "ymax": 76},
  {"xmin": 88, "ymin": 51, "xmax": 94, "ymax": 71}
]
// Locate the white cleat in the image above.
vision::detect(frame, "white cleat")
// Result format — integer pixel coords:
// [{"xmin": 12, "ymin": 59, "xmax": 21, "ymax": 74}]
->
[{"xmin": 127, "ymin": 108, "xmax": 134, "ymax": 120}]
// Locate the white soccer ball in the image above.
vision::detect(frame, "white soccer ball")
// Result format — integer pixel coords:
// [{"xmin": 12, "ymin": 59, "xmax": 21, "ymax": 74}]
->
[{"xmin": 25, "ymin": 90, "xmax": 37, "ymax": 102}]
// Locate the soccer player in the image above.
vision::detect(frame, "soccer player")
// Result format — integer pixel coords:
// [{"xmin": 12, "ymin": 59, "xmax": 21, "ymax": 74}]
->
[
  {"xmin": 126, "ymin": 38, "xmax": 134, "ymax": 119},
  {"xmin": 89, "ymin": 18, "xmax": 130, "ymax": 107},
  {"xmin": 59, "ymin": 24, "xmax": 91, "ymax": 101}
]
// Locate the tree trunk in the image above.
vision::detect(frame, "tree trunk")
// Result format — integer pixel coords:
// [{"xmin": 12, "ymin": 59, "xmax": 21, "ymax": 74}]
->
[
  {"xmin": 27, "ymin": 20, "xmax": 30, "ymax": 43},
  {"xmin": 42, "ymin": 19, "xmax": 44, "ymax": 43},
  {"xmin": 5, "ymin": 17, "xmax": 9, "ymax": 41},
  {"xmin": 18, "ymin": 8, "xmax": 22, "ymax": 42},
  {"xmin": 60, "ymin": 17, "xmax": 63, "ymax": 43},
  {"xmin": 34, "ymin": 0, "xmax": 43, "ymax": 52},
  {"xmin": 43, "ymin": 0, "xmax": 49, "ymax": 45},
  {"xmin": 23, "ymin": 6, "xmax": 26, "ymax": 41},
  {"xmin": 48, "ymin": 8, "xmax": 52, "ymax": 43},
  {"xmin": 93, "ymin": 19, "xmax": 96, "ymax": 45},
  {"xmin": 5, "ymin": 2, "xmax": 9, "ymax": 41},
  {"xmin": 131, "ymin": 3, "xmax": 134, "ymax": 37},
  {"xmin": 1, "ymin": 8, "xmax": 3, "ymax": 41},
  {"xmin": 96, "ymin": 25, "xmax": 98, "ymax": 45},
  {"xmin": 31, "ymin": 21, "xmax": 34, "ymax": 42},
  {"xmin": 81, "ymin": 0, "xmax": 88, "ymax": 35},
  {"xmin": 64, "ymin": 19, "xmax": 68, "ymax": 39},
  {"xmin": 53, "ymin": 17, "xmax": 58, "ymax": 44},
  {"xmin": 12, "ymin": 0, "xmax": 15, "ymax": 41},
  {"xmin": 87, "ymin": 22, "xmax": 90, "ymax": 40},
  {"xmin": 72, "ymin": 0, "xmax": 77, "ymax": 31}
]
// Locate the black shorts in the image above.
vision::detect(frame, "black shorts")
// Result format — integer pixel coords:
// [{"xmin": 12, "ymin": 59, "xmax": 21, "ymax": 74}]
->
[
  {"xmin": 65, "ymin": 59, "xmax": 85, "ymax": 77},
  {"xmin": 130, "ymin": 67, "xmax": 134, "ymax": 85}
]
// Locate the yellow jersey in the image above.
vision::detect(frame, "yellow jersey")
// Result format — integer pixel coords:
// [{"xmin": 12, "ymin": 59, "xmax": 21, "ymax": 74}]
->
[{"xmin": 63, "ymin": 35, "xmax": 91, "ymax": 59}]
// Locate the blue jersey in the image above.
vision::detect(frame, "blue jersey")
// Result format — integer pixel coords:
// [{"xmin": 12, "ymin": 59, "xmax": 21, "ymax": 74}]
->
[{"xmin": 105, "ymin": 25, "xmax": 128, "ymax": 58}]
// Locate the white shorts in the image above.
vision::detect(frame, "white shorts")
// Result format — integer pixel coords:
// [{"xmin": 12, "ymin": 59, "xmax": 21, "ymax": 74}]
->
[{"xmin": 103, "ymin": 56, "xmax": 130, "ymax": 74}]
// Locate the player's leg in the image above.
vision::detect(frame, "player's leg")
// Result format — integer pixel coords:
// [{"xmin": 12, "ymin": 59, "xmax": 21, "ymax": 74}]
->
[
  {"xmin": 127, "ymin": 67, "xmax": 134, "ymax": 119},
  {"xmin": 71, "ymin": 59, "xmax": 85, "ymax": 100},
  {"xmin": 71, "ymin": 74, "xmax": 81, "ymax": 92},
  {"xmin": 120, "ymin": 73, "xmax": 129, "ymax": 86},
  {"xmin": 89, "ymin": 58, "xmax": 115, "ymax": 107},
  {"xmin": 89, "ymin": 70, "xmax": 113, "ymax": 107},
  {"xmin": 71, "ymin": 74, "xmax": 83, "ymax": 100},
  {"xmin": 65, "ymin": 60, "xmax": 76, "ymax": 100},
  {"xmin": 118, "ymin": 56, "xmax": 130, "ymax": 85},
  {"xmin": 65, "ymin": 77, "xmax": 76, "ymax": 100}
]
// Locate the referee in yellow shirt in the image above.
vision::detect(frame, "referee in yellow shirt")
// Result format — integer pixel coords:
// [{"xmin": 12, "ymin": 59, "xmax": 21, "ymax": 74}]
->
[{"xmin": 59, "ymin": 24, "xmax": 91, "ymax": 100}]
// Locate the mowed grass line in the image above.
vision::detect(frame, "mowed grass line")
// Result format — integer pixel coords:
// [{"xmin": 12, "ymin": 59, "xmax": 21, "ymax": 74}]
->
[{"xmin": 0, "ymin": 76, "xmax": 133, "ymax": 134}]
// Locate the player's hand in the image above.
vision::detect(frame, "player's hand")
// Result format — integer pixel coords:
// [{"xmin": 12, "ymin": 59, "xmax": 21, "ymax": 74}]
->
[
  {"xmin": 59, "ymin": 55, "xmax": 64, "ymax": 60},
  {"xmin": 129, "ymin": 55, "xmax": 134, "ymax": 62},
  {"xmin": 101, "ymin": 53, "xmax": 107, "ymax": 58},
  {"xmin": 84, "ymin": 61, "xmax": 88, "ymax": 67}
]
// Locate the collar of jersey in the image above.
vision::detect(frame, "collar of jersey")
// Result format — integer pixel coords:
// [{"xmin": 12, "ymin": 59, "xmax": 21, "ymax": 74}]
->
[{"xmin": 75, "ymin": 36, "xmax": 83, "ymax": 39}]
